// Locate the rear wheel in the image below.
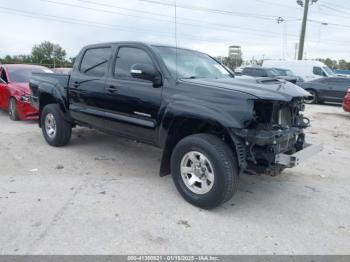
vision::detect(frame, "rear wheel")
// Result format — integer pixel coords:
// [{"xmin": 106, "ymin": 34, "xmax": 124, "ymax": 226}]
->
[
  {"xmin": 8, "ymin": 97, "xmax": 19, "ymax": 121},
  {"xmin": 171, "ymin": 134, "xmax": 239, "ymax": 209},
  {"xmin": 304, "ymin": 89, "xmax": 318, "ymax": 104},
  {"xmin": 41, "ymin": 104, "xmax": 72, "ymax": 147}
]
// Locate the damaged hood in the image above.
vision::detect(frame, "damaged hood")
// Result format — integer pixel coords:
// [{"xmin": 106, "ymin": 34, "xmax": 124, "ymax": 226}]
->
[{"xmin": 181, "ymin": 77, "xmax": 310, "ymax": 102}]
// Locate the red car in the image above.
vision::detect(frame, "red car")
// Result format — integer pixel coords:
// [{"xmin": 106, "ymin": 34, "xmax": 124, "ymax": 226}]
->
[
  {"xmin": 343, "ymin": 88, "xmax": 350, "ymax": 112},
  {"xmin": 0, "ymin": 64, "xmax": 53, "ymax": 120}
]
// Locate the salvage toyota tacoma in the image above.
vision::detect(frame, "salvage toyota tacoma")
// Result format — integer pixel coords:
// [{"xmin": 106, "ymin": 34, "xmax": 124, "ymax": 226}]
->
[{"xmin": 29, "ymin": 42, "xmax": 321, "ymax": 209}]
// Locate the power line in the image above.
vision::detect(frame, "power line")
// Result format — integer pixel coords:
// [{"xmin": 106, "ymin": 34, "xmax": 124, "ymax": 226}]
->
[
  {"xmin": 0, "ymin": 6, "xmax": 300, "ymax": 44},
  {"xmin": 0, "ymin": 4, "xmax": 348, "ymax": 48},
  {"xmin": 76, "ymin": 0, "xmax": 278, "ymax": 21},
  {"xmin": 39, "ymin": 0, "xmax": 296, "ymax": 38},
  {"xmin": 308, "ymin": 19, "xmax": 350, "ymax": 29},
  {"xmin": 129, "ymin": 0, "xmax": 299, "ymax": 21},
  {"xmin": 318, "ymin": 3, "xmax": 350, "ymax": 16},
  {"xmin": 251, "ymin": 0, "xmax": 296, "ymax": 9}
]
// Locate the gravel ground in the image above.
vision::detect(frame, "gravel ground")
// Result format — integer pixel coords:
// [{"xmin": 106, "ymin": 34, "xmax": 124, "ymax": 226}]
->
[{"xmin": 0, "ymin": 104, "xmax": 349, "ymax": 255}]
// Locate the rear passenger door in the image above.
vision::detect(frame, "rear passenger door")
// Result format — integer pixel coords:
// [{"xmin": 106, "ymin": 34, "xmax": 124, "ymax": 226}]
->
[
  {"xmin": 69, "ymin": 46, "xmax": 113, "ymax": 127},
  {"xmin": 103, "ymin": 45, "xmax": 162, "ymax": 144}
]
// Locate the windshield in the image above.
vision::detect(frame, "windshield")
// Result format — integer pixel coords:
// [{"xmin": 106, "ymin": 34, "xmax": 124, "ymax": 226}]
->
[
  {"xmin": 323, "ymin": 66, "xmax": 335, "ymax": 76},
  {"xmin": 154, "ymin": 46, "xmax": 232, "ymax": 79},
  {"xmin": 8, "ymin": 66, "xmax": 53, "ymax": 83}
]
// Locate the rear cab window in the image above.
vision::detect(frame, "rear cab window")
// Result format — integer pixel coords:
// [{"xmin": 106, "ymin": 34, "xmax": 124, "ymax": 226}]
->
[{"xmin": 80, "ymin": 47, "xmax": 112, "ymax": 77}]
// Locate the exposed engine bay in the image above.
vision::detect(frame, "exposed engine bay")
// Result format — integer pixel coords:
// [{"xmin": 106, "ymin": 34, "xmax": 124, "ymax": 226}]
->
[{"xmin": 233, "ymin": 98, "xmax": 312, "ymax": 176}]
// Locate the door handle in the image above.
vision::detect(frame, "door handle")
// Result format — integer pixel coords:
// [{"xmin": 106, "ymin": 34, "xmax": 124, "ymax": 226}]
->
[
  {"xmin": 106, "ymin": 85, "xmax": 118, "ymax": 93},
  {"xmin": 73, "ymin": 81, "xmax": 80, "ymax": 88}
]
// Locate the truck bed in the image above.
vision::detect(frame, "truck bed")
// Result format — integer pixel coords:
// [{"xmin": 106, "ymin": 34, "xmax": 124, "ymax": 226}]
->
[{"xmin": 29, "ymin": 72, "xmax": 70, "ymax": 110}]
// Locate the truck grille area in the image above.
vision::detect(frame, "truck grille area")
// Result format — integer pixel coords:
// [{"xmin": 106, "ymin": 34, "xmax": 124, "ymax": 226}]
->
[
  {"xmin": 249, "ymin": 98, "xmax": 305, "ymax": 130},
  {"xmin": 235, "ymin": 98, "xmax": 308, "ymax": 175}
]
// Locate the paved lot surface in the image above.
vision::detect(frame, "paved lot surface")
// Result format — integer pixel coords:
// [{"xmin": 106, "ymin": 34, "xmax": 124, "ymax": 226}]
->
[{"xmin": 0, "ymin": 104, "xmax": 350, "ymax": 255}]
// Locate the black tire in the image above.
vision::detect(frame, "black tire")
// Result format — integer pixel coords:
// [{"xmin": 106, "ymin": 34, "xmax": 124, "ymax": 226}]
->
[
  {"xmin": 305, "ymin": 89, "xmax": 318, "ymax": 104},
  {"xmin": 41, "ymin": 104, "xmax": 72, "ymax": 147},
  {"xmin": 8, "ymin": 97, "xmax": 19, "ymax": 121},
  {"xmin": 171, "ymin": 134, "xmax": 239, "ymax": 209}
]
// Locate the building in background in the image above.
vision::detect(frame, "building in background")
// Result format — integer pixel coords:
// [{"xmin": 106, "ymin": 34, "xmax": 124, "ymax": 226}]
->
[{"xmin": 228, "ymin": 46, "xmax": 243, "ymax": 69}]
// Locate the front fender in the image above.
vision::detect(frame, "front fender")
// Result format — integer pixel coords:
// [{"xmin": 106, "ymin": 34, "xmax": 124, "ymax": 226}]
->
[
  {"xmin": 157, "ymin": 99, "xmax": 254, "ymax": 176},
  {"xmin": 158, "ymin": 99, "xmax": 254, "ymax": 147}
]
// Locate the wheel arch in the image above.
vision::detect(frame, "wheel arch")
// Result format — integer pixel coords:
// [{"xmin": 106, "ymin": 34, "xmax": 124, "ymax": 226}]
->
[
  {"xmin": 159, "ymin": 115, "xmax": 245, "ymax": 177},
  {"xmin": 38, "ymin": 90, "xmax": 69, "ymax": 127},
  {"xmin": 304, "ymin": 88, "xmax": 319, "ymax": 103}
]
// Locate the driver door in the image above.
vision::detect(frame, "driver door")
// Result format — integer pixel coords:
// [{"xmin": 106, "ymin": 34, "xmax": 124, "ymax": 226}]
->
[{"xmin": 0, "ymin": 68, "xmax": 9, "ymax": 109}]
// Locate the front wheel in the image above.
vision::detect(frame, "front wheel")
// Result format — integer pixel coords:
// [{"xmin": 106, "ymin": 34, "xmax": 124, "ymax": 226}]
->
[
  {"xmin": 8, "ymin": 97, "xmax": 19, "ymax": 121},
  {"xmin": 41, "ymin": 104, "xmax": 72, "ymax": 147},
  {"xmin": 171, "ymin": 134, "xmax": 239, "ymax": 209}
]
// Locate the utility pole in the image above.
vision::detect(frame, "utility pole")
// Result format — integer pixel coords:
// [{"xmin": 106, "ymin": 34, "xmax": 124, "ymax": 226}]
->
[
  {"xmin": 297, "ymin": 0, "xmax": 309, "ymax": 60},
  {"xmin": 297, "ymin": 0, "xmax": 318, "ymax": 60},
  {"xmin": 294, "ymin": 43, "xmax": 298, "ymax": 60}
]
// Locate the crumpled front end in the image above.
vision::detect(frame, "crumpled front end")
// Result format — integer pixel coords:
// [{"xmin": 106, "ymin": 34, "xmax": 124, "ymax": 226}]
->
[{"xmin": 231, "ymin": 97, "xmax": 320, "ymax": 175}]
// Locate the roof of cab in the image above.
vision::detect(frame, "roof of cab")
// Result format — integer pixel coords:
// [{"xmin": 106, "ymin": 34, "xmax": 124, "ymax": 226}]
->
[{"xmin": 80, "ymin": 41, "xmax": 203, "ymax": 53}]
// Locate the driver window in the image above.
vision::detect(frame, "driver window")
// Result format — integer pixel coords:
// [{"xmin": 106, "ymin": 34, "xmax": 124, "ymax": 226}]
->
[
  {"xmin": 114, "ymin": 47, "xmax": 154, "ymax": 79},
  {"xmin": 0, "ymin": 69, "xmax": 8, "ymax": 83},
  {"xmin": 313, "ymin": 67, "xmax": 326, "ymax": 77}
]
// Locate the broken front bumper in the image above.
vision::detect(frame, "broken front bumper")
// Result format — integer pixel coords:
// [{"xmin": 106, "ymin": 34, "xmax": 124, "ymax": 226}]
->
[
  {"xmin": 231, "ymin": 127, "xmax": 322, "ymax": 175},
  {"xmin": 275, "ymin": 143, "xmax": 323, "ymax": 168}
]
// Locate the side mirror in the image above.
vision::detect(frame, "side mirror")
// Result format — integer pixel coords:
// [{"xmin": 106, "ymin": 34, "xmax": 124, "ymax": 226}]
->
[{"xmin": 130, "ymin": 64, "xmax": 162, "ymax": 87}]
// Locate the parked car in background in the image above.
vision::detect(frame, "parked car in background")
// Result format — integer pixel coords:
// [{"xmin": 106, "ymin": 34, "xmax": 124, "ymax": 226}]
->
[
  {"xmin": 234, "ymin": 66, "xmax": 244, "ymax": 75},
  {"xmin": 263, "ymin": 60, "xmax": 336, "ymax": 82},
  {"xmin": 299, "ymin": 77, "xmax": 350, "ymax": 104},
  {"xmin": 0, "ymin": 64, "xmax": 53, "ymax": 120},
  {"xmin": 273, "ymin": 68, "xmax": 304, "ymax": 84},
  {"xmin": 241, "ymin": 66, "xmax": 298, "ymax": 83},
  {"xmin": 343, "ymin": 88, "xmax": 350, "ymax": 112},
  {"xmin": 52, "ymin": 67, "xmax": 72, "ymax": 74}
]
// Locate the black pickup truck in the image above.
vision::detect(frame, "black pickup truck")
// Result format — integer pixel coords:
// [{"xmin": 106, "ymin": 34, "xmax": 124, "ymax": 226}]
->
[{"xmin": 30, "ymin": 42, "xmax": 321, "ymax": 209}]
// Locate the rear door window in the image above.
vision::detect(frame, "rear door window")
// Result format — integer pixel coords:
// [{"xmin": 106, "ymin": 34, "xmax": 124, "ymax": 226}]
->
[{"xmin": 80, "ymin": 47, "xmax": 112, "ymax": 77}]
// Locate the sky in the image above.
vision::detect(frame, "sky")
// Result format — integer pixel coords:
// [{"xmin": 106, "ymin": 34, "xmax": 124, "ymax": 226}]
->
[{"xmin": 0, "ymin": 0, "xmax": 349, "ymax": 61}]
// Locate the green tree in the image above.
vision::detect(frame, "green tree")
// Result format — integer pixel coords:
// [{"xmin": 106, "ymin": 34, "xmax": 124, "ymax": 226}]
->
[
  {"xmin": 0, "ymin": 54, "xmax": 33, "ymax": 64},
  {"xmin": 31, "ymin": 41, "xmax": 67, "ymax": 67},
  {"xmin": 324, "ymin": 58, "xmax": 335, "ymax": 69},
  {"xmin": 222, "ymin": 56, "xmax": 242, "ymax": 70},
  {"xmin": 338, "ymin": 59, "xmax": 348, "ymax": 70}
]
